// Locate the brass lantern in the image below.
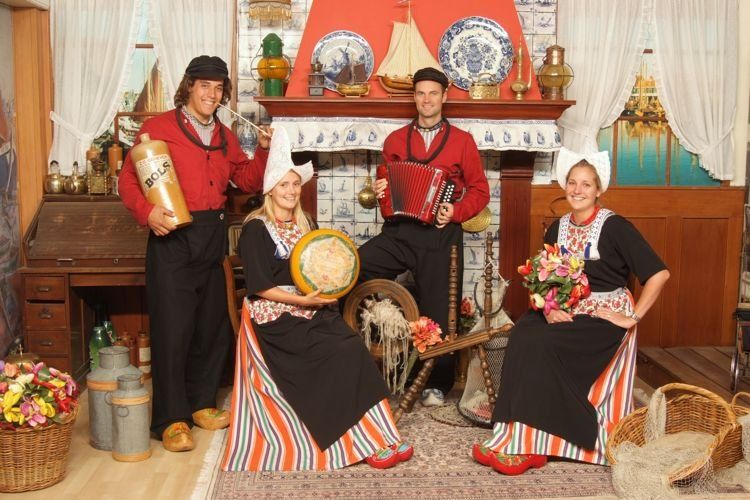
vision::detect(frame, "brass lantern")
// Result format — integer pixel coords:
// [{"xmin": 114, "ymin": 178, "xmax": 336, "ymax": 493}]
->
[
  {"xmin": 248, "ymin": 0, "xmax": 291, "ymax": 21},
  {"xmin": 537, "ymin": 45, "xmax": 574, "ymax": 100}
]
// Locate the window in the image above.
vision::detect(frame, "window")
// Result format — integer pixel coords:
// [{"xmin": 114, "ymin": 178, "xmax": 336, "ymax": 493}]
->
[
  {"xmin": 598, "ymin": 50, "xmax": 720, "ymax": 187},
  {"xmin": 94, "ymin": 3, "xmax": 168, "ymax": 150}
]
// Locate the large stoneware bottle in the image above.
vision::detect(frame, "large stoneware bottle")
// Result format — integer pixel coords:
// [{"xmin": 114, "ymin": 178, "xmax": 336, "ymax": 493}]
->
[{"xmin": 130, "ymin": 133, "xmax": 192, "ymax": 228}]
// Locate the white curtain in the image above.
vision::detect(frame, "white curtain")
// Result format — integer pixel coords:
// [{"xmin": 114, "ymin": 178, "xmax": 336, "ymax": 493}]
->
[
  {"xmin": 557, "ymin": 0, "xmax": 649, "ymax": 154},
  {"xmin": 147, "ymin": 0, "xmax": 234, "ymax": 123},
  {"xmin": 652, "ymin": 0, "xmax": 738, "ymax": 180},
  {"xmin": 49, "ymin": 0, "xmax": 142, "ymax": 174}
]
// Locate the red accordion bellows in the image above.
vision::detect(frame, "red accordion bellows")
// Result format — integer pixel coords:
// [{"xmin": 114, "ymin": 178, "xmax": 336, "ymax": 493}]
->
[{"xmin": 376, "ymin": 162, "xmax": 455, "ymax": 224}]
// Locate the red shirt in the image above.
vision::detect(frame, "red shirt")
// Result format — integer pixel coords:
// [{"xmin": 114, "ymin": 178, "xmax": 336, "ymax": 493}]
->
[
  {"xmin": 119, "ymin": 109, "xmax": 268, "ymax": 226},
  {"xmin": 382, "ymin": 121, "xmax": 489, "ymax": 223}
]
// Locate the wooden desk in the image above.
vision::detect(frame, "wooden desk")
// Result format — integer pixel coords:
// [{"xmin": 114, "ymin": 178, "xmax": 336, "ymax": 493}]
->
[{"xmin": 21, "ymin": 198, "xmax": 149, "ymax": 380}]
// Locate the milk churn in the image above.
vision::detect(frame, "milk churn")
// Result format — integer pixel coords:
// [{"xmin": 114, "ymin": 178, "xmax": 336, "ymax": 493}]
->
[
  {"xmin": 110, "ymin": 374, "xmax": 151, "ymax": 462},
  {"xmin": 130, "ymin": 133, "xmax": 192, "ymax": 227},
  {"xmin": 86, "ymin": 346, "xmax": 142, "ymax": 450}
]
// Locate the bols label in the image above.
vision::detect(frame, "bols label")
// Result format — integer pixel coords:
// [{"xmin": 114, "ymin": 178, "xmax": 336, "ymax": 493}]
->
[{"xmin": 135, "ymin": 153, "xmax": 176, "ymax": 194}]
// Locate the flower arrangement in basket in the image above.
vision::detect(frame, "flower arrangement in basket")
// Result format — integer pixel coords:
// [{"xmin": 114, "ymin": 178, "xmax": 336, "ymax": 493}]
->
[
  {"xmin": 0, "ymin": 360, "xmax": 79, "ymax": 493},
  {"xmin": 518, "ymin": 243, "xmax": 590, "ymax": 313}
]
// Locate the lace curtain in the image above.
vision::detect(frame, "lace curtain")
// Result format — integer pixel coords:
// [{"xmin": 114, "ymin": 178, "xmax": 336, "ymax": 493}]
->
[
  {"xmin": 652, "ymin": 0, "xmax": 738, "ymax": 180},
  {"xmin": 556, "ymin": 0, "xmax": 649, "ymax": 155},
  {"xmin": 48, "ymin": 0, "xmax": 141, "ymax": 174},
  {"xmin": 147, "ymin": 0, "xmax": 234, "ymax": 124}
]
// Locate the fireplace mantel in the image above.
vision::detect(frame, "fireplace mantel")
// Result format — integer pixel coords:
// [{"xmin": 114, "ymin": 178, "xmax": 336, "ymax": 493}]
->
[
  {"xmin": 256, "ymin": 97, "xmax": 574, "ymax": 121},
  {"xmin": 255, "ymin": 96, "xmax": 575, "ymax": 319}
]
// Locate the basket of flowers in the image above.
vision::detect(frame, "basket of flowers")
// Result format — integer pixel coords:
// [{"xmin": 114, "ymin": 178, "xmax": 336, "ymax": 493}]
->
[{"xmin": 0, "ymin": 359, "xmax": 79, "ymax": 493}]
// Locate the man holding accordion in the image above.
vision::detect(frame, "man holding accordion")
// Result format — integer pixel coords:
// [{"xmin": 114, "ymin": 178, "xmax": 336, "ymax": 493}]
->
[{"xmin": 359, "ymin": 67, "xmax": 490, "ymax": 406}]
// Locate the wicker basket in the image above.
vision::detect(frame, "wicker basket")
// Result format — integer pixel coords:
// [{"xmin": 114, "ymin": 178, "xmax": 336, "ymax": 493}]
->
[
  {"xmin": 606, "ymin": 383, "xmax": 737, "ymax": 485},
  {"xmin": 715, "ymin": 392, "xmax": 750, "ymax": 469},
  {"xmin": 0, "ymin": 405, "xmax": 78, "ymax": 493}
]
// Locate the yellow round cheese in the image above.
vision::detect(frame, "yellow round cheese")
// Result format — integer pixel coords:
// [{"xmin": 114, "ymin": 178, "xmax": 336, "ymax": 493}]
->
[{"xmin": 290, "ymin": 229, "xmax": 360, "ymax": 299}]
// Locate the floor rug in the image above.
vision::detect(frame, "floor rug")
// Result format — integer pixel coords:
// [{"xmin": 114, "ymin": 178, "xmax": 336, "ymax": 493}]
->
[{"xmin": 209, "ymin": 401, "xmax": 620, "ymax": 499}]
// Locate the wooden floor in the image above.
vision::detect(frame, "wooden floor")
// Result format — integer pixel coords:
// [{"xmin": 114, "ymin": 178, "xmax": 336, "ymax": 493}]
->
[
  {"xmin": 637, "ymin": 345, "xmax": 750, "ymax": 401},
  {"xmin": 13, "ymin": 382, "xmax": 229, "ymax": 499}
]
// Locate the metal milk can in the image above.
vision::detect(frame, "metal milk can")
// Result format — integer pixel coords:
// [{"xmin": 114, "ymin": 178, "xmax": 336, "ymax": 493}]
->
[
  {"xmin": 86, "ymin": 346, "xmax": 142, "ymax": 450},
  {"xmin": 110, "ymin": 374, "xmax": 151, "ymax": 462}
]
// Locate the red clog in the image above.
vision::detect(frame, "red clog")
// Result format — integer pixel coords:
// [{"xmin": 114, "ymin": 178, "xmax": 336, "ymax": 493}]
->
[
  {"xmin": 365, "ymin": 447, "xmax": 399, "ymax": 469},
  {"xmin": 471, "ymin": 443, "xmax": 493, "ymax": 467},
  {"xmin": 489, "ymin": 452, "xmax": 547, "ymax": 475},
  {"xmin": 390, "ymin": 442, "xmax": 414, "ymax": 462}
]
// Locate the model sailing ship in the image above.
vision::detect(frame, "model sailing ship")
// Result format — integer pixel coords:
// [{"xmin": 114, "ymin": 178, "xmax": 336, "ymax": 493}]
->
[
  {"xmin": 336, "ymin": 61, "xmax": 370, "ymax": 97},
  {"xmin": 377, "ymin": 0, "xmax": 442, "ymax": 95}
]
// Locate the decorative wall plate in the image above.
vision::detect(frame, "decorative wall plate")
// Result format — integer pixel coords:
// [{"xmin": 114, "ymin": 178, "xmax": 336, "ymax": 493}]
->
[
  {"xmin": 438, "ymin": 16, "xmax": 514, "ymax": 91},
  {"xmin": 311, "ymin": 30, "xmax": 374, "ymax": 91},
  {"xmin": 290, "ymin": 228, "xmax": 360, "ymax": 299}
]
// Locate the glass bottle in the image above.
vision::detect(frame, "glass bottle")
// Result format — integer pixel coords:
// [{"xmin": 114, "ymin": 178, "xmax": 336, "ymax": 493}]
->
[
  {"xmin": 89, "ymin": 326, "xmax": 112, "ymax": 371},
  {"xmin": 103, "ymin": 320, "xmax": 117, "ymax": 344}
]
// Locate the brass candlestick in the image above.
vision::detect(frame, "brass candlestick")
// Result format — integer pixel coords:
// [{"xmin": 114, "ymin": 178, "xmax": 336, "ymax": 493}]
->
[{"xmin": 510, "ymin": 36, "xmax": 533, "ymax": 100}]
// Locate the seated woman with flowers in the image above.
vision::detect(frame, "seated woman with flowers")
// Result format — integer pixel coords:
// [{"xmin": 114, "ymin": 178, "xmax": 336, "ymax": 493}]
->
[
  {"xmin": 221, "ymin": 128, "xmax": 412, "ymax": 472},
  {"xmin": 472, "ymin": 148, "xmax": 670, "ymax": 474}
]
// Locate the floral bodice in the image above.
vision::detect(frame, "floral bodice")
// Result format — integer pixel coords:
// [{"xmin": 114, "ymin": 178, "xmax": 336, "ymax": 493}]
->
[{"xmin": 247, "ymin": 218, "xmax": 316, "ymax": 324}]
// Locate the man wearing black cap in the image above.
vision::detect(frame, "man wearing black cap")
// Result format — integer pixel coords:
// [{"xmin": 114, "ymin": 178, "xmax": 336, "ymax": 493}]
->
[
  {"xmin": 119, "ymin": 55, "xmax": 271, "ymax": 452},
  {"xmin": 359, "ymin": 67, "xmax": 490, "ymax": 406}
]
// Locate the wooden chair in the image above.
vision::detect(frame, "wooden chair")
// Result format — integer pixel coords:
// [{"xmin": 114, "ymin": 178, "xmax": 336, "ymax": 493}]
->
[{"xmin": 222, "ymin": 254, "xmax": 246, "ymax": 338}]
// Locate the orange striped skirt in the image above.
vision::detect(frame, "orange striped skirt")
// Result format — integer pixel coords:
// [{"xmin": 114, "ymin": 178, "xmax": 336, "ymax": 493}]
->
[
  {"xmin": 484, "ymin": 324, "xmax": 638, "ymax": 465},
  {"xmin": 222, "ymin": 300, "xmax": 401, "ymax": 471}
]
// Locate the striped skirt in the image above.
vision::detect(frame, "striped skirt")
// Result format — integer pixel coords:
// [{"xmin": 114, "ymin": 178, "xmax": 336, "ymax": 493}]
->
[
  {"xmin": 222, "ymin": 300, "xmax": 401, "ymax": 471},
  {"xmin": 483, "ymin": 324, "xmax": 638, "ymax": 465}
]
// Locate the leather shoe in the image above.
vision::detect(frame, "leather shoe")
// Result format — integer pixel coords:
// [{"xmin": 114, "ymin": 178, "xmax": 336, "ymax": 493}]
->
[
  {"xmin": 192, "ymin": 408, "xmax": 229, "ymax": 430},
  {"xmin": 162, "ymin": 422, "xmax": 194, "ymax": 452}
]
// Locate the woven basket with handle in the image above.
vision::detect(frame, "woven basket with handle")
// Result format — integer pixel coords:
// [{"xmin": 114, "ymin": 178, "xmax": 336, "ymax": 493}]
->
[
  {"xmin": 605, "ymin": 383, "xmax": 737, "ymax": 485},
  {"xmin": 714, "ymin": 391, "xmax": 750, "ymax": 470},
  {"xmin": 0, "ymin": 405, "xmax": 78, "ymax": 493}
]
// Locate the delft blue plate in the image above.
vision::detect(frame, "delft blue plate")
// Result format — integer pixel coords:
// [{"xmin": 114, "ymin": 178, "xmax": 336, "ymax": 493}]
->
[
  {"xmin": 311, "ymin": 30, "xmax": 374, "ymax": 92},
  {"xmin": 438, "ymin": 16, "xmax": 514, "ymax": 91}
]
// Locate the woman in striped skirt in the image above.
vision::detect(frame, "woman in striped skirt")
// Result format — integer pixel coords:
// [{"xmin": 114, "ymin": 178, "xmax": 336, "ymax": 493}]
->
[
  {"xmin": 222, "ymin": 128, "xmax": 411, "ymax": 471},
  {"xmin": 472, "ymin": 148, "xmax": 669, "ymax": 475}
]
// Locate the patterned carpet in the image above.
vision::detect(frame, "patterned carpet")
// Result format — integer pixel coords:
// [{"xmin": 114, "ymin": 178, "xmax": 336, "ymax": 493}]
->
[{"xmin": 209, "ymin": 401, "xmax": 619, "ymax": 499}]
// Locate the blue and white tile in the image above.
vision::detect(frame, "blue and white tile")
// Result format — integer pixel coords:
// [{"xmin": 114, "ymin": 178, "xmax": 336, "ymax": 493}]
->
[
  {"xmin": 514, "ymin": 0, "xmax": 534, "ymax": 12},
  {"xmin": 332, "ymin": 176, "xmax": 354, "ymax": 200},
  {"xmin": 332, "ymin": 199, "xmax": 356, "ymax": 221},
  {"xmin": 517, "ymin": 11, "xmax": 533, "ymax": 32},
  {"xmin": 332, "ymin": 221, "xmax": 355, "ymax": 239},
  {"xmin": 464, "ymin": 246, "xmax": 483, "ymax": 268},
  {"xmin": 532, "ymin": 35, "xmax": 556, "ymax": 57},
  {"xmin": 333, "ymin": 153, "xmax": 355, "ymax": 176},
  {"xmin": 354, "ymin": 203, "xmax": 377, "ymax": 222},
  {"xmin": 534, "ymin": 12, "xmax": 556, "ymax": 34},
  {"xmin": 237, "ymin": 79, "xmax": 259, "ymax": 102},
  {"xmin": 354, "ymin": 223, "xmax": 378, "ymax": 246},
  {"xmin": 316, "ymin": 199, "xmax": 332, "ymax": 222},
  {"xmin": 535, "ymin": 0, "xmax": 557, "ymax": 13},
  {"xmin": 489, "ymin": 179, "xmax": 502, "ymax": 201},
  {"xmin": 316, "ymin": 175, "xmax": 333, "ymax": 199},
  {"xmin": 237, "ymin": 102, "xmax": 260, "ymax": 123}
]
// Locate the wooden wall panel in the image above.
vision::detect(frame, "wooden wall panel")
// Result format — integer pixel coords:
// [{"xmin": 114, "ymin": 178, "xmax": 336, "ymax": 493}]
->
[
  {"xmin": 530, "ymin": 186, "xmax": 745, "ymax": 347},
  {"xmin": 12, "ymin": 7, "xmax": 52, "ymax": 244}
]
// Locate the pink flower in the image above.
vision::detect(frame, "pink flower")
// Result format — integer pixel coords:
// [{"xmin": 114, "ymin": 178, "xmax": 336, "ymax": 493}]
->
[
  {"xmin": 543, "ymin": 288, "xmax": 560, "ymax": 315},
  {"xmin": 409, "ymin": 316, "xmax": 443, "ymax": 353}
]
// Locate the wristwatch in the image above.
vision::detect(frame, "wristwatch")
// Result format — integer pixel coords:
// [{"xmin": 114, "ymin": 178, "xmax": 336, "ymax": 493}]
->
[{"xmin": 629, "ymin": 311, "xmax": 641, "ymax": 323}]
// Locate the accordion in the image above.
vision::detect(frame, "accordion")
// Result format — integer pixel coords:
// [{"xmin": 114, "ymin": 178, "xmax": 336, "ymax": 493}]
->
[{"xmin": 376, "ymin": 162, "xmax": 455, "ymax": 224}]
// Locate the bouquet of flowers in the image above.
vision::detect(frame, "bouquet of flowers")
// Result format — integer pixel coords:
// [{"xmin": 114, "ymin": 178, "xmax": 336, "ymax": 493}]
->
[
  {"xmin": 459, "ymin": 297, "xmax": 479, "ymax": 334},
  {"xmin": 518, "ymin": 243, "xmax": 591, "ymax": 314},
  {"xmin": 0, "ymin": 360, "xmax": 78, "ymax": 430},
  {"xmin": 396, "ymin": 316, "xmax": 443, "ymax": 393}
]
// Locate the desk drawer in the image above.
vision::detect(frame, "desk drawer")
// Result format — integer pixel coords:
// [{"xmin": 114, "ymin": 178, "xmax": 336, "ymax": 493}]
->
[
  {"xmin": 27, "ymin": 330, "xmax": 70, "ymax": 356},
  {"xmin": 25, "ymin": 303, "xmax": 67, "ymax": 330},
  {"xmin": 25, "ymin": 276, "xmax": 66, "ymax": 301}
]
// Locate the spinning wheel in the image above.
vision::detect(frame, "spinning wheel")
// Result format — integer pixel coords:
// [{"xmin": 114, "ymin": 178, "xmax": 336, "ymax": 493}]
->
[{"xmin": 343, "ymin": 279, "xmax": 419, "ymax": 356}]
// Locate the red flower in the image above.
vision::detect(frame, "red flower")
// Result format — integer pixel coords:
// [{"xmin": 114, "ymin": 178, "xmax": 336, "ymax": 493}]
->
[{"xmin": 517, "ymin": 259, "xmax": 533, "ymax": 276}]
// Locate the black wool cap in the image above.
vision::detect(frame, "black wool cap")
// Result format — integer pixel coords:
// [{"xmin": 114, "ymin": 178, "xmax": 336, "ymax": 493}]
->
[
  {"xmin": 412, "ymin": 67, "xmax": 449, "ymax": 90},
  {"xmin": 185, "ymin": 55, "xmax": 229, "ymax": 80}
]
